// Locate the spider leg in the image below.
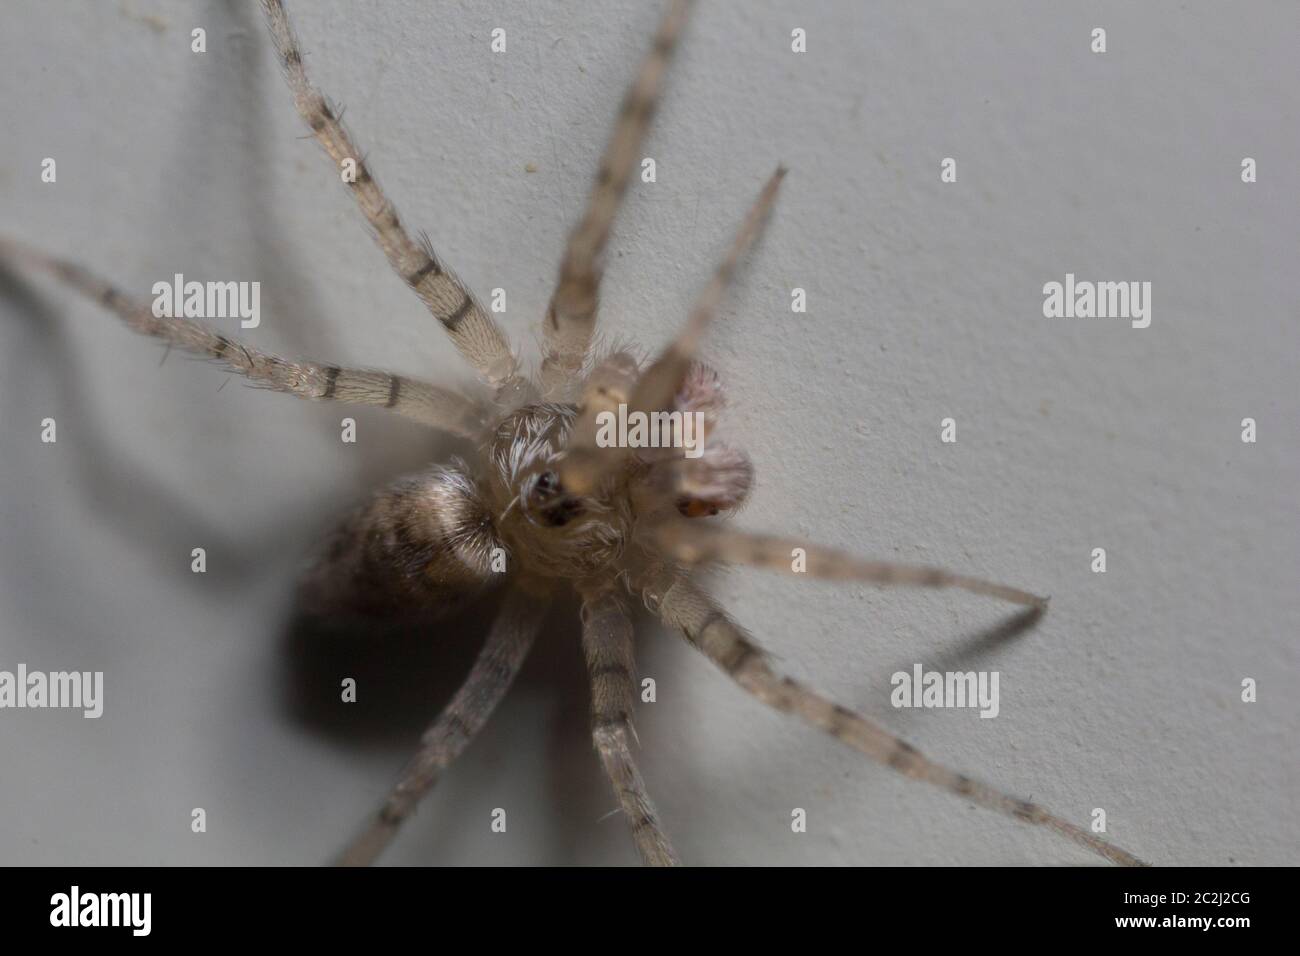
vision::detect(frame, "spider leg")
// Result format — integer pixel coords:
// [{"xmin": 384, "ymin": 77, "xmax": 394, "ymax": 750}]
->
[
  {"xmin": 580, "ymin": 584, "xmax": 679, "ymax": 866},
  {"xmin": 0, "ymin": 239, "xmax": 484, "ymax": 437},
  {"xmin": 653, "ymin": 520, "xmax": 1048, "ymax": 608},
  {"xmin": 260, "ymin": 0, "xmax": 525, "ymax": 396},
  {"xmin": 628, "ymin": 167, "xmax": 786, "ymax": 418},
  {"xmin": 636, "ymin": 565, "xmax": 1148, "ymax": 866},
  {"xmin": 560, "ymin": 167, "xmax": 785, "ymax": 494},
  {"xmin": 561, "ymin": 349, "xmax": 640, "ymax": 492},
  {"xmin": 539, "ymin": 0, "xmax": 693, "ymax": 398},
  {"xmin": 336, "ymin": 585, "xmax": 551, "ymax": 866}
]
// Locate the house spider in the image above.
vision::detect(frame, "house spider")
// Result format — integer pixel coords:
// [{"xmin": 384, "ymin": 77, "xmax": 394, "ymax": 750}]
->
[{"xmin": 0, "ymin": 0, "xmax": 1146, "ymax": 867}]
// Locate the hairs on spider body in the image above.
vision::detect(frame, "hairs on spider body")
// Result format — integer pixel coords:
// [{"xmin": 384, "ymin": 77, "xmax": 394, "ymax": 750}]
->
[
  {"xmin": 0, "ymin": 0, "xmax": 1148, "ymax": 868},
  {"xmin": 298, "ymin": 351, "xmax": 751, "ymax": 618}
]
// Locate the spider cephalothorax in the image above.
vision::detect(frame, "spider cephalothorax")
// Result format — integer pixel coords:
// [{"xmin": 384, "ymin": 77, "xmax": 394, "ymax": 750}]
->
[
  {"xmin": 0, "ymin": 0, "xmax": 1146, "ymax": 868},
  {"xmin": 489, "ymin": 400, "xmax": 635, "ymax": 578},
  {"xmin": 483, "ymin": 362, "xmax": 754, "ymax": 578}
]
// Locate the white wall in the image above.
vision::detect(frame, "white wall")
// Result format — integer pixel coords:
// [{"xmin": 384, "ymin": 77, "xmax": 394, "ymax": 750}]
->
[{"xmin": 0, "ymin": 0, "xmax": 1295, "ymax": 865}]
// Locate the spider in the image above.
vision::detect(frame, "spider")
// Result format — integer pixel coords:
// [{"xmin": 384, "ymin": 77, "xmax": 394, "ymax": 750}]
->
[{"xmin": 0, "ymin": 0, "xmax": 1146, "ymax": 867}]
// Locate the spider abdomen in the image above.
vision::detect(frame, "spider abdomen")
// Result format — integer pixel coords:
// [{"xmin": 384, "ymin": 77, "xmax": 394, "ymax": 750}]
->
[{"xmin": 299, "ymin": 465, "xmax": 502, "ymax": 618}]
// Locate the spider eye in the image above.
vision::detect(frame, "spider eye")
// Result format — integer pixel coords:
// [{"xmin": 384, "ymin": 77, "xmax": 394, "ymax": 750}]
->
[
  {"xmin": 541, "ymin": 496, "xmax": 583, "ymax": 527},
  {"xmin": 522, "ymin": 470, "xmax": 583, "ymax": 527}
]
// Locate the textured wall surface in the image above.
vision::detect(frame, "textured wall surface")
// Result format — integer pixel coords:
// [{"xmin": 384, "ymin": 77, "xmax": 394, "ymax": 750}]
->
[{"xmin": 0, "ymin": 1, "xmax": 1296, "ymax": 865}]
